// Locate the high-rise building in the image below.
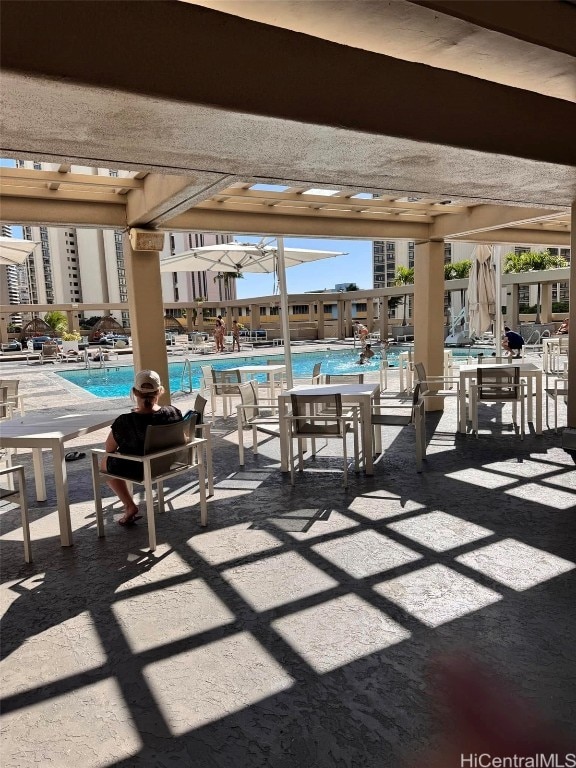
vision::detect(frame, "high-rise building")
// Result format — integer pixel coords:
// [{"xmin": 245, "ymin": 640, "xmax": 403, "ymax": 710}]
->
[
  {"xmin": 11, "ymin": 161, "xmax": 236, "ymax": 326},
  {"xmin": 0, "ymin": 225, "xmax": 24, "ymax": 324},
  {"xmin": 373, "ymin": 239, "xmax": 570, "ymax": 320}
]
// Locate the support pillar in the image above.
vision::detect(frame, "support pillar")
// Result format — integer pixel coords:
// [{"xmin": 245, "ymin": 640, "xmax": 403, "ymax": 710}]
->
[
  {"xmin": 0, "ymin": 314, "xmax": 9, "ymax": 345},
  {"xmin": 316, "ymin": 301, "xmax": 325, "ymax": 340},
  {"xmin": 344, "ymin": 299, "xmax": 353, "ymax": 338},
  {"xmin": 124, "ymin": 232, "xmax": 170, "ymax": 404},
  {"xmin": 540, "ymin": 283, "xmax": 552, "ymax": 323},
  {"xmin": 379, "ymin": 297, "xmax": 389, "ymax": 341},
  {"xmin": 366, "ymin": 297, "xmax": 374, "ymax": 332},
  {"xmin": 414, "ymin": 240, "xmax": 445, "ymax": 410},
  {"xmin": 186, "ymin": 307, "xmax": 194, "ymax": 334},
  {"xmin": 337, "ymin": 299, "xmax": 345, "ymax": 339},
  {"xmin": 250, "ymin": 303, "xmax": 259, "ymax": 331},
  {"xmin": 509, "ymin": 283, "xmax": 520, "ymax": 330},
  {"xmin": 565, "ymin": 202, "xmax": 576, "ymax": 433}
]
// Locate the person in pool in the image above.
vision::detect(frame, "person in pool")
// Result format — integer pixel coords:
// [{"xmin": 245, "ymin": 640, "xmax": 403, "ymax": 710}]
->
[{"xmin": 101, "ymin": 370, "xmax": 183, "ymax": 525}]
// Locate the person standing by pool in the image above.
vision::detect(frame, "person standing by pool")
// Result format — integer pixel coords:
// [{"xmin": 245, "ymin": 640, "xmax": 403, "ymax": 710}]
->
[
  {"xmin": 231, "ymin": 320, "xmax": 241, "ymax": 352},
  {"xmin": 353, "ymin": 321, "xmax": 369, "ymax": 349},
  {"xmin": 214, "ymin": 315, "xmax": 225, "ymax": 353},
  {"xmin": 100, "ymin": 370, "xmax": 183, "ymax": 526}
]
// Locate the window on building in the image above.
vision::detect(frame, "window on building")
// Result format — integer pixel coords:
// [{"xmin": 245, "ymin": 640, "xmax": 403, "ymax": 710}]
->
[{"xmin": 292, "ymin": 305, "xmax": 309, "ymax": 315}]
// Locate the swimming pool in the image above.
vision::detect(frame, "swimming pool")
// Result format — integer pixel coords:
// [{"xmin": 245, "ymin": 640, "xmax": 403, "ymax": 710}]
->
[{"xmin": 56, "ymin": 346, "xmax": 491, "ymax": 399}]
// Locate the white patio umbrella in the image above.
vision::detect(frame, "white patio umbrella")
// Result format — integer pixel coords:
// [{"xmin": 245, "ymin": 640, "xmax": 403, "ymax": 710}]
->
[
  {"xmin": 468, "ymin": 244, "xmax": 496, "ymax": 338},
  {"xmin": 0, "ymin": 236, "xmax": 38, "ymax": 265},
  {"xmin": 160, "ymin": 239, "xmax": 347, "ymax": 388}
]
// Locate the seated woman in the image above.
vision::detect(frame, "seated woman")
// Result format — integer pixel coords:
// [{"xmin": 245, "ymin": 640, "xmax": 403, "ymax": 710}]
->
[
  {"xmin": 556, "ymin": 318, "xmax": 569, "ymax": 335},
  {"xmin": 101, "ymin": 370, "xmax": 182, "ymax": 525}
]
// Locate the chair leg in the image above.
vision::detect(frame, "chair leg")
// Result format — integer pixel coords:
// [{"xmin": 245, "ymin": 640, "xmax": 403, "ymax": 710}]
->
[
  {"xmin": 204, "ymin": 426, "xmax": 214, "ymax": 497},
  {"xmin": 352, "ymin": 413, "xmax": 360, "ymax": 472},
  {"xmin": 157, "ymin": 481, "xmax": 165, "ymax": 513},
  {"xmin": 342, "ymin": 433, "xmax": 348, "ymax": 488},
  {"xmin": 91, "ymin": 453, "xmax": 105, "ymax": 538},
  {"xmin": 252, "ymin": 424, "xmax": 259, "ymax": 455},
  {"xmin": 520, "ymin": 397, "xmax": 525, "ymax": 440},
  {"xmin": 197, "ymin": 458, "xmax": 208, "ymax": 527},
  {"xmin": 14, "ymin": 466, "xmax": 31, "ymax": 563},
  {"xmin": 289, "ymin": 436, "xmax": 295, "ymax": 486},
  {"xmin": 237, "ymin": 412, "xmax": 245, "ymax": 466},
  {"xmin": 143, "ymin": 468, "xmax": 156, "ymax": 552}
]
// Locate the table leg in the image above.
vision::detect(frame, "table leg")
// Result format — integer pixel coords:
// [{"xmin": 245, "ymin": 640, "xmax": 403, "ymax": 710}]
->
[
  {"xmin": 53, "ymin": 442, "xmax": 73, "ymax": 547},
  {"xmin": 459, "ymin": 372, "xmax": 467, "ymax": 433},
  {"xmin": 32, "ymin": 448, "xmax": 47, "ymax": 501},
  {"xmin": 362, "ymin": 390, "xmax": 377, "ymax": 475},
  {"xmin": 535, "ymin": 373, "xmax": 542, "ymax": 435},
  {"xmin": 279, "ymin": 398, "xmax": 289, "ymax": 472},
  {"xmin": 526, "ymin": 376, "xmax": 534, "ymax": 423}
]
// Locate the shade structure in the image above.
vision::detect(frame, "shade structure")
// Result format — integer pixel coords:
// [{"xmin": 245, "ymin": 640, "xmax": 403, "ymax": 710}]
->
[
  {"xmin": 160, "ymin": 240, "xmax": 347, "ymax": 388},
  {"xmin": 468, "ymin": 244, "xmax": 496, "ymax": 338},
  {"xmin": 0, "ymin": 236, "xmax": 38, "ymax": 265}
]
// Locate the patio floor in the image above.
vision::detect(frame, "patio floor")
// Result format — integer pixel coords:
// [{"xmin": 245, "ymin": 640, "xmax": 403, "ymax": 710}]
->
[{"xmin": 1, "ymin": 357, "xmax": 575, "ymax": 767}]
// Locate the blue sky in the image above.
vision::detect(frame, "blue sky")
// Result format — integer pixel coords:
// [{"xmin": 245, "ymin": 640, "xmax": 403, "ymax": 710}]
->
[
  {"xmin": 1, "ymin": 160, "xmax": 373, "ymax": 297},
  {"xmin": 232, "ymin": 237, "xmax": 372, "ymax": 298}
]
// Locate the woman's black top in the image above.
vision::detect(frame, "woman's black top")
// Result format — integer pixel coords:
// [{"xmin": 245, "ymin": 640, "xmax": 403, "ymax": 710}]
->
[{"xmin": 107, "ymin": 405, "xmax": 183, "ymax": 481}]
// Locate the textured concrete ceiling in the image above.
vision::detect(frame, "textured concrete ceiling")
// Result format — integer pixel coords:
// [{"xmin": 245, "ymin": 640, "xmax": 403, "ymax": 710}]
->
[{"xmin": 1, "ymin": 1, "xmax": 575, "ymax": 213}]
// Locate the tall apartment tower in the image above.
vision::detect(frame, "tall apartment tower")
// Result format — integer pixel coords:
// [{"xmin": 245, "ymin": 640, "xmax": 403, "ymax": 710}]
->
[
  {"xmin": 0, "ymin": 225, "xmax": 25, "ymax": 324},
  {"xmin": 13, "ymin": 161, "xmax": 236, "ymax": 326}
]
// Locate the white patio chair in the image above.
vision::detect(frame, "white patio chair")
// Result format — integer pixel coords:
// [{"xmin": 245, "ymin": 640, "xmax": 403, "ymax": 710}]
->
[
  {"xmin": 287, "ymin": 393, "xmax": 360, "ymax": 488},
  {"xmin": 211, "ymin": 368, "xmax": 242, "ymax": 418},
  {"xmin": 185, "ymin": 394, "xmax": 214, "ymax": 496},
  {"xmin": 91, "ymin": 413, "xmax": 208, "ymax": 552},
  {"xmin": 545, "ymin": 369, "xmax": 568, "ymax": 433},
  {"xmin": 236, "ymin": 381, "xmax": 282, "ymax": 465},
  {"xmin": 469, "ymin": 366, "xmax": 527, "ymax": 439},
  {"xmin": 40, "ymin": 342, "xmax": 60, "ymax": 364},
  {"xmin": 0, "ymin": 465, "xmax": 31, "ymax": 563},
  {"xmin": 371, "ymin": 383, "xmax": 426, "ymax": 472},
  {"xmin": 413, "ymin": 361, "xmax": 461, "ymax": 421},
  {"xmin": 0, "ymin": 379, "xmax": 25, "ymax": 416}
]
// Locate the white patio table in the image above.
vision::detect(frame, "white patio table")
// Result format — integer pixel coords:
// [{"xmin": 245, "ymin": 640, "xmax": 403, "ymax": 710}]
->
[
  {"xmin": 278, "ymin": 382, "xmax": 381, "ymax": 475},
  {"xmin": 457, "ymin": 362, "xmax": 542, "ymax": 434},
  {"xmin": 0, "ymin": 409, "xmax": 122, "ymax": 546}
]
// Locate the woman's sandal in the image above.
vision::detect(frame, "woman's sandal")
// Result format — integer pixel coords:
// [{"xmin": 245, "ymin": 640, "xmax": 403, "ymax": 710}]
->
[{"xmin": 118, "ymin": 512, "xmax": 143, "ymax": 526}]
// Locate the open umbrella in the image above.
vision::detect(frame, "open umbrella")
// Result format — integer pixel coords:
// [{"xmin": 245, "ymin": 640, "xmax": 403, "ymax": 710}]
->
[
  {"xmin": 160, "ymin": 239, "xmax": 347, "ymax": 388},
  {"xmin": 0, "ymin": 236, "xmax": 38, "ymax": 265},
  {"xmin": 468, "ymin": 244, "xmax": 496, "ymax": 338}
]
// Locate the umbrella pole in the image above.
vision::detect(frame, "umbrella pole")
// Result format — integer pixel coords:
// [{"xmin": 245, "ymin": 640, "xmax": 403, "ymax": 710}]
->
[
  {"xmin": 494, "ymin": 245, "xmax": 503, "ymax": 357},
  {"xmin": 276, "ymin": 236, "xmax": 294, "ymax": 389}
]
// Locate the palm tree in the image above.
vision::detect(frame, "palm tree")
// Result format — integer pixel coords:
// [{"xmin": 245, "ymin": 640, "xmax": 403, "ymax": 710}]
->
[
  {"xmin": 213, "ymin": 272, "xmax": 243, "ymax": 301},
  {"xmin": 43, "ymin": 310, "xmax": 68, "ymax": 336},
  {"xmin": 504, "ymin": 250, "xmax": 567, "ymax": 323},
  {"xmin": 394, "ymin": 266, "xmax": 414, "ymax": 326}
]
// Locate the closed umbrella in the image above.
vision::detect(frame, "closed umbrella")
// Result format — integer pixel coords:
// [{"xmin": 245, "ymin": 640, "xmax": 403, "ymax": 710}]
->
[
  {"xmin": 160, "ymin": 238, "xmax": 347, "ymax": 388},
  {"xmin": 0, "ymin": 236, "xmax": 38, "ymax": 265},
  {"xmin": 468, "ymin": 244, "xmax": 496, "ymax": 338}
]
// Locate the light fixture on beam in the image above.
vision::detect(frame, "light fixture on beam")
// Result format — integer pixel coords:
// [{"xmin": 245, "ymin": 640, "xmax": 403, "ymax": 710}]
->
[{"xmin": 129, "ymin": 228, "xmax": 165, "ymax": 252}]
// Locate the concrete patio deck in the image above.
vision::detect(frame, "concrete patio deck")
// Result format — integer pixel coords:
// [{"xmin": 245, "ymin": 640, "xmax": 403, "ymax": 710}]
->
[{"xmin": 1, "ymin": 357, "xmax": 575, "ymax": 767}]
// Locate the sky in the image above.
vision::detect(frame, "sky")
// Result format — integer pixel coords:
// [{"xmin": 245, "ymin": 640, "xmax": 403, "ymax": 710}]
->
[
  {"xmin": 231, "ymin": 237, "xmax": 372, "ymax": 299},
  {"xmin": 1, "ymin": 159, "xmax": 374, "ymax": 296}
]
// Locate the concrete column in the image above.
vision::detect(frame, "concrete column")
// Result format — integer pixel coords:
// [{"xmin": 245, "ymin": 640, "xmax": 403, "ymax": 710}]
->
[
  {"xmin": 0, "ymin": 314, "xmax": 8, "ymax": 344},
  {"xmin": 540, "ymin": 283, "xmax": 552, "ymax": 323},
  {"xmin": 566, "ymin": 202, "xmax": 576, "ymax": 431},
  {"xmin": 224, "ymin": 307, "xmax": 232, "ymax": 333},
  {"xmin": 250, "ymin": 303, "xmax": 259, "ymax": 331},
  {"xmin": 65, "ymin": 310, "xmax": 74, "ymax": 332},
  {"xmin": 124, "ymin": 232, "xmax": 170, "ymax": 404},
  {"xmin": 337, "ymin": 299, "xmax": 345, "ymax": 339},
  {"xmin": 509, "ymin": 284, "xmax": 520, "ymax": 330},
  {"xmin": 366, "ymin": 297, "xmax": 374, "ymax": 331},
  {"xmin": 345, "ymin": 300, "xmax": 353, "ymax": 337},
  {"xmin": 197, "ymin": 307, "xmax": 205, "ymax": 332},
  {"xmin": 316, "ymin": 301, "xmax": 325, "ymax": 339},
  {"xmin": 414, "ymin": 240, "xmax": 445, "ymax": 410},
  {"xmin": 379, "ymin": 297, "xmax": 389, "ymax": 340},
  {"xmin": 186, "ymin": 307, "xmax": 194, "ymax": 333}
]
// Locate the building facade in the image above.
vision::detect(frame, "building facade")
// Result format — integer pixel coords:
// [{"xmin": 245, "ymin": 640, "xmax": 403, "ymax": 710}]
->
[
  {"xmin": 10, "ymin": 161, "xmax": 236, "ymax": 326},
  {"xmin": 374, "ymin": 239, "xmax": 571, "ymax": 322}
]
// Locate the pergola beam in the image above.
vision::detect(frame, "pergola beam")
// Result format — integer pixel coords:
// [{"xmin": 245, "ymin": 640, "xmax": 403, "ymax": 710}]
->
[
  {"xmin": 0, "ymin": 196, "xmax": 126, "ymax": 228},
  {"xmin": 126, "ymin": 172, "xmax": 236, "ymax": 227},
  {"xmin": 431, "ymin": 205, "xmax": 567, "ymax": 239}
]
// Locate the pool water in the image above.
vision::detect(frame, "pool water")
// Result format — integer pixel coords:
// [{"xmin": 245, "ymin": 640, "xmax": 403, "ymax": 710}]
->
[{"xmin": 56, "ymin": 346, "xmax": 490, "ymax": 399}]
